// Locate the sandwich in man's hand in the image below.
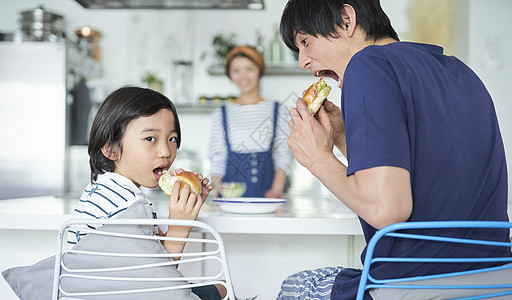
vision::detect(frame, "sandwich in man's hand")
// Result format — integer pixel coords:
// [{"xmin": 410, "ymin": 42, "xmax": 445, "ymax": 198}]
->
[{"xmin": 303, "ymin": 77, "xmax": 332, "ymax": 115}]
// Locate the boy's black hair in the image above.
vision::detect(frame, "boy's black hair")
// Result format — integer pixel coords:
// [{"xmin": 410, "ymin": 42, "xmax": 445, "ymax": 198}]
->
[
  {"xmin": 88, "ymin": 86, "xmax": 181, "ymax": 182},
  {"xmin": 280, "ymin": 0, "xmax": 399, "ymax": 52}
]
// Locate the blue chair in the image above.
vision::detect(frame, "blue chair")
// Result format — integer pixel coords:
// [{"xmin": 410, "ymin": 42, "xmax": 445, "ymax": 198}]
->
[{"xmin": 356, "ymin": 221, "xmax": 512, "ymax": 300}]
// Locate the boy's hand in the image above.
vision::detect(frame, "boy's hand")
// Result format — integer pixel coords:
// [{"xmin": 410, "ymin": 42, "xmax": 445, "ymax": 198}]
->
[
  {"xmin": 197, "ymin": 174, "xmax": 214, "ymax": 200},
  {"xmin": 172, "ymin": 168, "xmax": 213, "ymax": 200},
  {"xmin": 168, "ymin": 180, "xmax": 204, "ymax": 221},
  {"xmin": 172, "ymin": 169, "xmax": 213, "ymax": 200}
]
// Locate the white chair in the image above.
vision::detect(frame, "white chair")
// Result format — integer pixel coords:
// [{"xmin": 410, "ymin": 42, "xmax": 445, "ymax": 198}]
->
[{"xmin": 52, "ymin": 218, "xmax": 235, "ymax": 300}]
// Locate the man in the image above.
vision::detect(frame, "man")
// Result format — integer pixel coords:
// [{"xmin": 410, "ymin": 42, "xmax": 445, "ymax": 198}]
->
[{"xmin": 277, "ymin": 0, "xmax": 511, "ymax": 299}]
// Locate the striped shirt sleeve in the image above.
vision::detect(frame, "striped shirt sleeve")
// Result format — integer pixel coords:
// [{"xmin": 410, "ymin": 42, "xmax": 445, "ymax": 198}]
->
[
  {"xmin": 208, "ymin": 107, "xmax": 228, "ymax": 177},
  {"xmin": 273, "ymin": 102, "xmax": 293, "ymax": 175},
  {"xmin": 67, "ymin": 173, "xmax": 150, "ymax": 247}
]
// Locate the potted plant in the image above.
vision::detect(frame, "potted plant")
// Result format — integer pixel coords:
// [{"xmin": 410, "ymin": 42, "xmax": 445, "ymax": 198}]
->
[
  {"xmin": 201, "ymin": 33, "xmax": 237, "ymax": 66},
  {"xmin": 141, "ymin": 71, "xmax": 163, "ymax": 93}
]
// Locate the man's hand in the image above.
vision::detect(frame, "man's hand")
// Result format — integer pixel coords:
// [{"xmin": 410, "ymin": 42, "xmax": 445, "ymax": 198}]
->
[
  {"xmin": 318, "ymin": 100, "xmax": 346, "ymax": 156},
  {"xmin": 288, "ymin": 98, "xmax": 334, "ymax": 172}
]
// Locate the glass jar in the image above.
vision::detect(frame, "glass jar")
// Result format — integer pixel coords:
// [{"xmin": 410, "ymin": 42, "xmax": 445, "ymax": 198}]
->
[{"xmin": 171, "ymin": 60, "xmax": 192, "ymax": 105}]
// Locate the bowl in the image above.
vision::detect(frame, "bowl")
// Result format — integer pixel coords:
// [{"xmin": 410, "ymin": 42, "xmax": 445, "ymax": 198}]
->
[
  {"xmin": 219, "ymin": 182, "xmax": 246, "ymax": 199},
  {"xmin": 213, "ymin": 197, "xmax": 286, "ymax": 214}
]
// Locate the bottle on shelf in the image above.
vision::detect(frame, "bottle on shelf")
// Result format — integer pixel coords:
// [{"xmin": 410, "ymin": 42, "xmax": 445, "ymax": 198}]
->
[
  {"xmin": 268, "ymin": 24, "xmax": 283, "ymax": 64},
  {"xmin": 256, "ymin": 30, "xmax": 264, "ymax": 54}
]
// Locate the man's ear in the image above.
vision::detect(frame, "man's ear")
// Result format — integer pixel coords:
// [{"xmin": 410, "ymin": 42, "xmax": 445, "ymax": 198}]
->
[
  {"xmin": 341, "ymin": 4, "xmax": 357, "ymax": 37},
  {"xmin": 101, "ymin": 143, "xmax": 118, "ymax": 161}
]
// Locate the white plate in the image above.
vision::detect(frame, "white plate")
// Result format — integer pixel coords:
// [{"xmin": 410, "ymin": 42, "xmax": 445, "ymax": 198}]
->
[{"xmin": 212, "ymin": 197, "xmax": 286, "ymax": 214}]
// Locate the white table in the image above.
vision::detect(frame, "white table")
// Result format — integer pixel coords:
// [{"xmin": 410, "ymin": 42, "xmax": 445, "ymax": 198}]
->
[
  {"xmin": 0, "ymin": 194, "xmax": 363, "ymax": 299},
  {"xmin": 0, "ymin": 194, "xmax": 361, "ymax": 232}
]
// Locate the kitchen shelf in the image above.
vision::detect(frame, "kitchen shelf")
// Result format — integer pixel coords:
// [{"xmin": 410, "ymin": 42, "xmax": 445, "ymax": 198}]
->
[
  {"xmin": 74, "ymin": 0, "xmax": 265, "ymax": 10},
  {"xmin": 207, "ymin": 63, "xmax": 309, "ymax": 76},
  {"xmin": 175, "ymin": 102, "xmax": 225, "ymax": 113}
]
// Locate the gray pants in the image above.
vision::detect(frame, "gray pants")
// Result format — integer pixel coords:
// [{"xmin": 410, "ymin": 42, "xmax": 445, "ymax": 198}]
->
[{"xmin": 369, "ymin": 264, "xmax": 512, "ymax": 300}]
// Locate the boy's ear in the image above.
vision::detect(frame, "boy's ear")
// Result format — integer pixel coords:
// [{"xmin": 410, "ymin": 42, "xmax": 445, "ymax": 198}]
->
[{"xmin": 101, "ymin": 143, "xmax": 118, "ymax": 161}]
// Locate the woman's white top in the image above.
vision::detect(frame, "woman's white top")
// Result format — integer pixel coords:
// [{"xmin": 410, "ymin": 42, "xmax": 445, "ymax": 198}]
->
[{"xmin": 208, "ymin": 101, "xmax": 293, "ymax": 177}]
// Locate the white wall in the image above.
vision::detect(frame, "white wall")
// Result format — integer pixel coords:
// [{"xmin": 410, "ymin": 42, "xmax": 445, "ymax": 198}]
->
[
  {"xmin": 4, "ymin": 1, "xmax": 510, "ymax": 182},
  {"xmin": 467, "ymin": 0, "xmax": 512, "ymax": 196}
]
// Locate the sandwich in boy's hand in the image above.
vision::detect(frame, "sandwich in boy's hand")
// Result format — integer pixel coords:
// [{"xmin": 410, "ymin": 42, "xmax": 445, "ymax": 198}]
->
[
  {"xmin": 159, "ymin": 170, "xmax": 202, "ymax": 196},
  {"xmin": 303, "ymin": 77, "xmax": 332, "ymax": 115}
]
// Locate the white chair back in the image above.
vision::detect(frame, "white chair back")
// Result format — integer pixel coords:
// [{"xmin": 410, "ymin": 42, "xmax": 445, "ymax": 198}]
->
[{"xmin": 52, "ymin": 218, "xmax": 235, "ymax": 300}]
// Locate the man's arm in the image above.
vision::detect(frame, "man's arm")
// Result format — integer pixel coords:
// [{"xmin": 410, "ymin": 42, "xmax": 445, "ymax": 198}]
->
[
  {"xmin": 288, "ymin": 99, "xmax": 412, "ymax": 229},
  {"xmin": 313, "ymin": 154, "xmax": 412, "ymax": 229}
]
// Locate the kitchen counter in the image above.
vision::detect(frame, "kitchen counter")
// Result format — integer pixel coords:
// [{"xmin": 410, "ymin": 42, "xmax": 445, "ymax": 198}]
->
[
  {"xmin": 0, "ymin": 194, "xmax": 362, "ymax": 235},
  {"xmin": 2, "ymin": 195, "xmax": 510, "ymax": 299},
  {"xmin": 0, "ymin": 194, "xmax": 362, "ymax": 300},
  {"xmin": 2, "ymin": 195, "xmax": 510, "ymax": 234}
]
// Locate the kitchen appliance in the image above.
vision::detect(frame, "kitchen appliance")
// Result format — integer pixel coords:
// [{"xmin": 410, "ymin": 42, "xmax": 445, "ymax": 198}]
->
[
  {"xmin": 73, "ymin": 0, "xmax": 264, "ymax": 9},
  {"xmin": 19, "ymin": 6, "xmax": 65, "ymax": 42},
  {"xmin": 0, "ymin": 42, "xmax": 68, "ymax": 199}
]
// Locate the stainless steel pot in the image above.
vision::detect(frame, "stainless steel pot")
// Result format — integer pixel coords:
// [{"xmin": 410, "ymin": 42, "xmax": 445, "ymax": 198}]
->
[{"xmin": 19, "ymin": 6, "xmax": 65, "ymax": 42}]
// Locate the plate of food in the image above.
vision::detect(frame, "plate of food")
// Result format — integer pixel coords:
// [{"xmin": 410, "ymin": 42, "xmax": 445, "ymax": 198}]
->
[{"xmin": 212, "ymin": 197, "xmax": 286, "ymax": 214}]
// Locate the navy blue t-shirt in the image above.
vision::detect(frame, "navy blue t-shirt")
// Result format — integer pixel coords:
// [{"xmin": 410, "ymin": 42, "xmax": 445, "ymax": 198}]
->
[{"xmin": 331, "ymin": 42, "xmax": 510, "ymax": 300}]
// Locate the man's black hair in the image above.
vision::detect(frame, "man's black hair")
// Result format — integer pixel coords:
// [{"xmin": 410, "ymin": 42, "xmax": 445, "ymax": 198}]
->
[{"xmin": 280, "ymin": 0, "xmax": 399, "ymax": 52}]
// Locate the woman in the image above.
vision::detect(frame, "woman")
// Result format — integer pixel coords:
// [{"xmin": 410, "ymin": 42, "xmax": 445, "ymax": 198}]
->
[{"xmin": 208, "ymin": 45, "xmax": 292, "ymax": 198}]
